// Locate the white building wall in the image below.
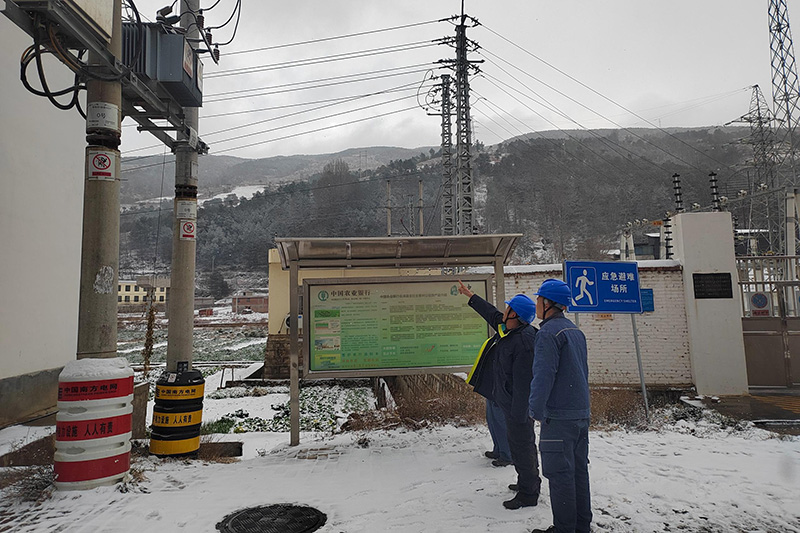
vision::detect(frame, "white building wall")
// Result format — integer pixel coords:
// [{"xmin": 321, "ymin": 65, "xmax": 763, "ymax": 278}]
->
[
  {"xmin": 476, "ymin": 261, "xmax": 693, "ymax": 388},
  {"xmin": 0, "ymin": 22, "xmax": 84, "ymax": 381}
]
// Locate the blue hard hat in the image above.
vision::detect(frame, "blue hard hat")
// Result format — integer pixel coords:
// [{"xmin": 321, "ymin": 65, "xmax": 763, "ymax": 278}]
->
[
  {"xmin": 504, "ymin": 294, "xmax": 536, "ymax": 323},
  {"xmin": 534, "ymin": 279, "xmax": 571, "ymax": 306}
]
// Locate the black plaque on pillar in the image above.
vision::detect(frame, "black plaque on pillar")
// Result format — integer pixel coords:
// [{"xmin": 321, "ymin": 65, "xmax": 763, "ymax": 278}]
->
[{"xmin": 692, "ymin": 273, "xmax": 733, "ymax": 299}]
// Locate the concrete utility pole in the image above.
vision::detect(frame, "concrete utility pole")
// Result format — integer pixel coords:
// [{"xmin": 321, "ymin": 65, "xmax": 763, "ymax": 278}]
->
[
  {"xmin": 166, "ymin": 0, "xmax": 200, "ymax": 372},
  {"xmin": 77, "ymin": 0, "xmax": 122, "ymax": 360}
]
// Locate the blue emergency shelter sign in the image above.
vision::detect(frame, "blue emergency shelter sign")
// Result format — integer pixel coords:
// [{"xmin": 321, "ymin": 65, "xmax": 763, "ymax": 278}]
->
[{"xmin": 565, "ymin": 261, "xmax": 643, "ymax": 314}]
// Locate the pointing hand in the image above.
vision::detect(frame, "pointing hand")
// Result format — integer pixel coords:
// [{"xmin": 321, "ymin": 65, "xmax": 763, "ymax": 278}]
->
[{"xmin": 457, "ymin": 280, "xmax": 474, "ymax": 298}]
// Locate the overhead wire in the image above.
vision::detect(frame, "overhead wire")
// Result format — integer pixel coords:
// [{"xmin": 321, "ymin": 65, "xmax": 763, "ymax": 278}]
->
[
  {"xmin": 478, "ymin": 21, "xmax": 743, "ymax": 174},
  {"xmin": 223, "ymin": 17, "xmax": 456, "ymax": 57},
  {"xmin": 479, "ymin": 74, "xmax": 665, "ymax": 177},
  {"xmin": 124, "ymin": 80, "xmax": 428, "ymax": 153},
  {"xmin": 205, "ymin": 40, "xmax": 443, "ymax": 80},
  {"xmin": 204, "ymin": 62, "xmax": 433, "ymax": 99},
  {"xmin": 207, "ymin": 92, "xmax": 430, "ymax": 146},
  {"xmin": 472, "ymin": 93, "xmax": 636, "ymax": 183},
  {"xmin": 478, "ymin": 48, "xmax": 693, "ymax": 174},
  {"xmin": 205, "ymin": 65, "xmax": 436, "ymax": 102}
]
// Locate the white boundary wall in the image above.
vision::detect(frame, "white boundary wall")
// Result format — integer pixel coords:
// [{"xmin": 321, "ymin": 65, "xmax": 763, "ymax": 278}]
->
[
  {"xmin": 0, "ymin": 26, "xmax": 83, "ymax": 382},
  {"xmin": 474, "ymin": 261, "xmax": 693, "ymax": 389}
]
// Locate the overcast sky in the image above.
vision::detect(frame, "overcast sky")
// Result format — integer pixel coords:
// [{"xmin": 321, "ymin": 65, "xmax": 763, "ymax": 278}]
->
[{"xmin": 2, "ymin": 1, "xmax": 792, "ymax": 159}]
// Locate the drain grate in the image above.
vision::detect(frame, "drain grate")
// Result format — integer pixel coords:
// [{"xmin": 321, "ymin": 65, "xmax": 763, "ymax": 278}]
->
[{"xmin": 216, "ymin": 504, "xmax": 327, "ymax": 533}]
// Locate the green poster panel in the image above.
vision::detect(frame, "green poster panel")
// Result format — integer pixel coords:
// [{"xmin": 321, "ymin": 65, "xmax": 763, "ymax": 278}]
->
[{"xmin": 304, "ymin": 276, "xmax": 490, "ymax": 377}]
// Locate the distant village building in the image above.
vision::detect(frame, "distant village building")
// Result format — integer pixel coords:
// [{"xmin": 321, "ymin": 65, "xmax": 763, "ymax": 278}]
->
[
  {"xmin": 117, "ymin": 275, "xmax": 170, "ymax": 311},
  {"xmin": 232, "ymin": 292, "xmax": 268, "ymax": 314}
]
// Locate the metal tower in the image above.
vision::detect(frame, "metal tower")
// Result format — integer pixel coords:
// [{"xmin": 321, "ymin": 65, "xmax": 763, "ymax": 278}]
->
[
  {"xmin": 769, "ymin": 0, "xmax": 800, "ymax": 184},
  {"xmin": 439, "ymin": 74, "xmax": 456, "ymax": 235},
  {"xmin": 454, "ymin": 14, "xmax": 475, "ymax": 235}
]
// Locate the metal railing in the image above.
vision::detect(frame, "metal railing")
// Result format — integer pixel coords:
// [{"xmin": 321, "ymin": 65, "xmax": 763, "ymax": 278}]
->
[{"xmin": 737, "ymin": 256, "xmax": 800, "ymax": 317}]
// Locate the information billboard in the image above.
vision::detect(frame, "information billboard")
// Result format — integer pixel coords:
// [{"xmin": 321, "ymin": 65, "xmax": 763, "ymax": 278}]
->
[{"xmin": 303, "ymin": 276, "xmax": 490, "ymax": 378}]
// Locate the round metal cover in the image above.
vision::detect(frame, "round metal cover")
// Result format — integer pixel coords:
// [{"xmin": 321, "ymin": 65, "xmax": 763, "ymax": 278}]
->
[{"xmin": 216, "ymin": 504, "xmax": 327, "ymax": 533}]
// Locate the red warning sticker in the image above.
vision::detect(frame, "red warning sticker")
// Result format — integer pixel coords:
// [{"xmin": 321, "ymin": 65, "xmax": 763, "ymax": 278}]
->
[{"xmin": 180, "ymin": 220, "xmax": 196, "ymax": 240}]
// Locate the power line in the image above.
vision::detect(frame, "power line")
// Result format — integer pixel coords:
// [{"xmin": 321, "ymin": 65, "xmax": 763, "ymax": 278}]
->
[
  {"xmin": 478, "ymin": 75, "xmax": 666, "ymax": 177},
  {"xmin": 223, "ymin": 17, "xmax": 456, "ymax": 56},
  {"xmin": 124, "ymin": 80, "xmax": 426, "ymax": 153},
  {"xmin": 478, "ymin": 21, "xmax": 741, "ymax": 174},
  {"xmin": 208, "ymin": 92, "xmax": 428, "ymax": 146},
  {"xmin": 206, "ymin": 40, "xmax": 442, "ymax": 80},
  {"xmin": 213, "ymin": 105, "xmax": 421, "ymax": 155},
  {"xmin": 479, "ymin": 49, "xmax": 695, "ymax": 173},
  {"xmin": 122, "ymin": 105, "xmax": 423, "ymax": 167},
  {"xmin": 204, "ymin": 63, "xmax": 432, "ymax": 99},
  {"xmin": 205, "ymin": 65, "xmax": 435, "ymax": 103}
]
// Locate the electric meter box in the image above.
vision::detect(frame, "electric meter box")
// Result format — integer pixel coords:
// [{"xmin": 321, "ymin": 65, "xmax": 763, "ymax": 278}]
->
[
  {"xmin": 13, "ymin": 0, "xmax": 113, "ymax": 43},
  {"xmin": 122, "ymin": 23, "xmax": 203, "ymax": 108}
]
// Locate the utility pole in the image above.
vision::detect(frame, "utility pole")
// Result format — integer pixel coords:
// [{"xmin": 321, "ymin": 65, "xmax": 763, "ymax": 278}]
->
[
  {"xmin": 76, "ymin": 0, "xmax": 122, "ymax": 361},
  {"xmin": 166, "ymin": 0, "xmax": 200, "ymax": 372}
]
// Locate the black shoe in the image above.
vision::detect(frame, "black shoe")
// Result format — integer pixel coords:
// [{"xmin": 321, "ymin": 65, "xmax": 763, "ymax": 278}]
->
[
  {"xmin": 492, "ymin": 458, "xmax": 513, "ymax": 467},
  {"xmin": 530, "ymin": 527, "xmax": 556, "ymax": 533},
  {"xmin": 508, "ymin": 483, "xmax": 519, "ymax": 491},
  {"xmin": 485, "ymin": 450, "xmax": 498, "ymax": 459},
  {"xmin": 503, "ymin": 493, "xmax": 538, "ymax": 509}
]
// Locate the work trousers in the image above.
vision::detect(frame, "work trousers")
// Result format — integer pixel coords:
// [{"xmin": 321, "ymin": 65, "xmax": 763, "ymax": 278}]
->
[
  {"xmin": 504, "ymin": 414, "xmax": 541, "ymax": 498},
  {"xmin": 539, "ymin": 418, "xmax": 592, "ymax": 533},
  {"xmin": 486, "ymin": 399, "xmax": 512, "ymax": 462}
]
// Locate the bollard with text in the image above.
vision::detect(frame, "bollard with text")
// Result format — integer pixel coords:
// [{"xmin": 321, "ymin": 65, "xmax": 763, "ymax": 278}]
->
[{"xmin": 564, "ymin": 261, "xmax": 649, "ymax": 422}]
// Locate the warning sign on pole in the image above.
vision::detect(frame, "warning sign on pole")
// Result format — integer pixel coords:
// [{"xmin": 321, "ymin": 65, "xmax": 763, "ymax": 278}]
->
[
  {"xmin": 180, "ymin": 220, "xmax": 196, "ymax": 241},
  {"xmin": 86, "ymin": 147, "xmax": 118, "ymax": 181}
]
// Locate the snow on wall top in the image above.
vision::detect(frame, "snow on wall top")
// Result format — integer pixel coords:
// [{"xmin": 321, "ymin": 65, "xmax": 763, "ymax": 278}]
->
[{"xmin": 469, "ymin": 259, "xmax": 681, "ymax": 275}]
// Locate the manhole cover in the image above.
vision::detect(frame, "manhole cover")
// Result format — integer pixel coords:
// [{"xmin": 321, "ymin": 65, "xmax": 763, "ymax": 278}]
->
[{"xmin": 216, "ymin": 504, "xmax": 327, "ymax": 533}]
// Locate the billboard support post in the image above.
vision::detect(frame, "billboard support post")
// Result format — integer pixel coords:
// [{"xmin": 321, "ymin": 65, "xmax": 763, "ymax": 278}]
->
[
  {"xmin": 289, "ymin": 261, "xmax": 300, "ymax": 446},
  {"xmin": 630, "ymin": 314, "xmax": 650, "ymax": 423}
]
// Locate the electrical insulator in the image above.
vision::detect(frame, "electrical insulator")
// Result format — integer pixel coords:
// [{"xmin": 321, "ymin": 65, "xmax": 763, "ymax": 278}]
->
[
  {"xmin": 197, "ymin": 11, "xmax": 204, "ymax": 30},
  {"xmin": 205, "ymin": 29, "xmax": 212, "ymax": 44},
  {"xmin": 213, "ymin": 44, "xmax": 220, "ymax": 62}
]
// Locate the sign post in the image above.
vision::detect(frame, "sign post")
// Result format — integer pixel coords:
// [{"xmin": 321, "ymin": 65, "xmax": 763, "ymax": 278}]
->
[{"xmin": 565, "ymin": 261, "xmax": 650, "ymax": 423}]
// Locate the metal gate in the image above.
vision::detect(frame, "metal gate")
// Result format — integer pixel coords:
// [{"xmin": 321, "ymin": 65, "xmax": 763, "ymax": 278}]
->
[{"xmin": 738, "ymin": 256, "xmax": 800, "ymax": 387}]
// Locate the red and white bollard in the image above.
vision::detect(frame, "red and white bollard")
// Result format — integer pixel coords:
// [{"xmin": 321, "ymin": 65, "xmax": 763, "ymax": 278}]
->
[{"xmin": 54, "ymin": 358, "xmax": 134, "ymax": 490}]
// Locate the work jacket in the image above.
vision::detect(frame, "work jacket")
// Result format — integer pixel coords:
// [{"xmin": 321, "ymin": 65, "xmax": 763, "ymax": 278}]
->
[
  {"xmin": 529, "ymin": 312, "xmax": 591, "ymax": 421},
  {"xmin": 468, "ymin": 294, "xmax": 536, "ymax": 424}
]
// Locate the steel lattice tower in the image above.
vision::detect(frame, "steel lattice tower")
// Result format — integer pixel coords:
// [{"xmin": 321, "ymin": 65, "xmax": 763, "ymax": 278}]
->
[
  {"xmin": 454, "ymin": 15, "xmax": 475, "ymax": 235},
  {"xmin": 440, "ymin": 74, "xmax": 456, "ymax": 235},
  {"xmin": 769, "ymin": 0, "xmax": 800, "ymax": 185},
  {"xmin": 727, "ymin": 85, "xmax": 784, "ymax": 253}
]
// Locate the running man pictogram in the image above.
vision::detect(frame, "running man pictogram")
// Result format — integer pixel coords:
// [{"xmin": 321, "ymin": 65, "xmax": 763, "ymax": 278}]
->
[{"xmin": 574, "ymin": 269, "xmax": 595, "ymax": 305}]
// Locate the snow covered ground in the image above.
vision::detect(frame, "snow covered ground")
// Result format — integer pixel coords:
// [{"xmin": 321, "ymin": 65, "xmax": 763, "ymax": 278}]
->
[{"xmin": 2, "ymin": 374, "xmax": 799, "ymax": 533}]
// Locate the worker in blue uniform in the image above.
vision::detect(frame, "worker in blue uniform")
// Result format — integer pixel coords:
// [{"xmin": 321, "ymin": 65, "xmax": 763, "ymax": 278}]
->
[
  {"xmin": 528, "ymin": 279, "xmax": 592, "ymax": 533},
  {"xmin": 458, "ymin": 280, "xmax": 541, "ymax": 510}
]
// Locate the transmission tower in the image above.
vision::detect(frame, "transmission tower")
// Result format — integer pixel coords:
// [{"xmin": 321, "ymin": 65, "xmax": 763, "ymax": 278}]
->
[
  {"xmin": 439, "ymin": 74, "xmax": 456, "ymax": 235},
  {"xmin": 454, "ymin": 14, "xmax": 475, "ymax": 235},
  {"xmin": 726, "ymin": 85, "xmax": 784, "ymax": 253},
  {"xmin": 769, "ymin": 0, "xmax": 800, "ymax": 185}
]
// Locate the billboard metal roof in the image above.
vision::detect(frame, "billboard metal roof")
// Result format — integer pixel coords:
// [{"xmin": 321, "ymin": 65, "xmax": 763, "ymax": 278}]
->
[{"xmin": 274, "ymin": 234, "xmax": 522, "ymax": 270}]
